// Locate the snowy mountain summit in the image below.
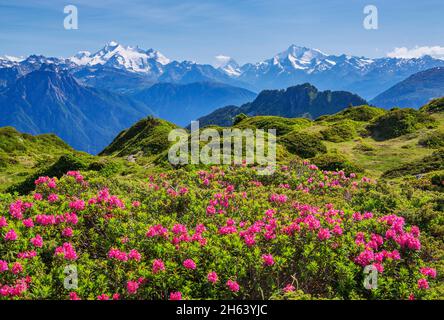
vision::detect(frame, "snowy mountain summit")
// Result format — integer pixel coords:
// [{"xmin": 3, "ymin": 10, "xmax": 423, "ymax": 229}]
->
[{"xmin": 69, "ymin": 41, "xmax": 170, "ymax": 73}]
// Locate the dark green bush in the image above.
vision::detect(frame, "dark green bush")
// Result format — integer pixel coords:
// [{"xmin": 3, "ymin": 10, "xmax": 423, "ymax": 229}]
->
[
  {"xmin": 233, "ymin": 113, "xmax": 248, "ymax": 125},
  {"xmin": 367, "ymin": 108, "xmax": 436, "ymax": 140},
  {"xmin": 420, "ymin": 97, "xmax": 444, "ymax": 114},
  {"xmin": 235, "ymin": 116, "xmax": 312, "ymax": 136},
  {"xmin": 317, "ymin": 105, "xmax": 386, "ymax": 122},
  {"xmin": 419, "ymin": 130, "xmax": 444, "ymax": 148},
  {"xmin": 88, "ymin": 159, "xmax": 124, "ymax": 177},
  {"xmin": 280, "ymin": 132, "xmax": 327, "ymax": 158},
  {"xmin": 311, "ymin": 153, "xmax": 364, "ymax": 174},
  {"xmin": 321, "ymin": 120, "xmax": 357, "ymax": 142},
  {"xmin": 7, "ymin": 153, "xmax": 90, "ymax": 194}
]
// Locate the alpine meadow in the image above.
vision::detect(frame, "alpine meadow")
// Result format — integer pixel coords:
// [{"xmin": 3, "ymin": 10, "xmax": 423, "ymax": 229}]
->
[{"xmin": 0, "ymin": 0, "xmax": 443, "ymax": 305}]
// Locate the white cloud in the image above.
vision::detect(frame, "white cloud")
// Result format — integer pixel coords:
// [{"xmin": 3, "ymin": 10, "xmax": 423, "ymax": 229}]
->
[
  {"xmin": 214, "ymin": 55, "xmax": 232, "ymax": 68},
  {"xmin": 387, "ymin": 46, "xmax": 444, "ymax": 60}
]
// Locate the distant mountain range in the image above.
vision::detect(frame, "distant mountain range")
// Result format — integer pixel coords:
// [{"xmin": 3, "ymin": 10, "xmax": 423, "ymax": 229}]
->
[
  {"xmin": 1, "ymin": 42, "xmax": 444, "ymax": 154},
  {"xmin": 195, "ymin": 83, "xmax": 368, "ymax": 127},
  {"xmin": 0, "ymin": 65, "xmax": 151, "ymax": 154},
  {"xmin": 370, "ymin": 67, "xmax": 444, "ymax": 109},
  {"xmin": 2, "ymin": 42, "xmax": 444, "ymax": 99}
]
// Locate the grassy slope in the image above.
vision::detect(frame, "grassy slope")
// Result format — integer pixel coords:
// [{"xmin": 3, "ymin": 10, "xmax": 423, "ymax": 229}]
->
[
  {"xmin": 1, "ymin": 101, "xmax": 444, "ymax": 192},
  {"xmin": 0, "ymin": 127, "xmax": 76, "ymax": 191}
]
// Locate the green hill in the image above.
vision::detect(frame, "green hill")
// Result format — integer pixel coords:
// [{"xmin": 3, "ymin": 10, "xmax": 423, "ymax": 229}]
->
[
  {"xmin": 0, "ymin": 126, "xmax": 76, "ymax": 190},
  {"xmin": 2, "ymin": 97, "xmax": 444, "ymax": 192}
]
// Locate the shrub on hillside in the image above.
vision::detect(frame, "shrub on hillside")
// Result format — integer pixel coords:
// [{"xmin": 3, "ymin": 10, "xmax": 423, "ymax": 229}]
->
[
  {"xmin": 233, "ymin": 113, "xmax": 248, "ymax": 125},
  {"xmin": 367, "ymin": 108, "xmax": 436, "ymax": 140},
  {"xmin": 235, "ymin": 116, "xmax": 312, "ymax": 136},
  {"xmin": 321, "ymin": 120, "xmax": 357, "ymax": 142},
  {"xmin": 311, "ymin": 153, "xmax": 364, "ymax": 174},
  {"xmin": 88, "ymin": 159, "xmax": 124, "ymax": 177},
  {"xmin": 420, "ymin": 97, "xmax": 444, "ymax": 114},
  {"xmin": 7, "ymin": 154, "xmax": 90, "ymax": 194},
  {"xmin": 280, "ymin": 132, "xmax": 327, "ymax": 158},
  {"xmin": 317, "ymin": 105, "xmax": 386, "ymax": 122},
  {"xmin": 419, "ymin": 130, "xmax": 444, "ymax": 148}
]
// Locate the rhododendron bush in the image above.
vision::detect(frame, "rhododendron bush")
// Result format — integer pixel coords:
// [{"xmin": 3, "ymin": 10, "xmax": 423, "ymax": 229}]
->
[{"xmin": 0, "ymin": 164, "xmax": 440, "ymax": 300}]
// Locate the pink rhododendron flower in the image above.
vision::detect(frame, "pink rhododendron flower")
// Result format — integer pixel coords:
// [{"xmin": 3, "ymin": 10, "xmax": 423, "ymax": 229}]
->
[
  {"xmin": 69, "ymin": 199, "xmax": 85, "ymax": 211},
  {"xmin": 0, "ymin": 260, "xmax": 8, "ymax": 273},
  {"xmin": 22, "ymin": 218, "xmax": 34, "ymax": 228},
  {"xmin": 128, "ymin": 249, "xmax": 141, "ymax": 262},
  {"xmin": 183, "ymin": 259, "xmax": 196, "ymax": 270},
  {"xmin": 4, "ymin": 229, "xmax": 18, "ymax": 241},
  {"xmin": 420, "ymin": 267, "xmax": 437, "ymax": 278},
  {"xmin": 317, "ymin": 228, "xmax": 331, "ymax": 241},
  {"xmin": 207, "ymin": 271, "xmax": 218, "ymax": 284},
  {"xmin": 206, "ymin": 205, "xmax": 216, "ymax": 215},
  {"xmin": 283, "ymin": 284, "xmax": 295, "ymax": 293},
  {"xmin": 69, "ymin": 292, "xmax": 81, "ymax": 300},
  {"xmin": 418, "ymin": 278, "xmax": 429, "ymax": 290},
  {"xmin": 152, "ymin": 259, "xmax": 165, "ymax": 274},
  {"xmin": 169, "ymin": 291, "xmax": 182, "ymax": 300},
  {"xmin": 127, "ymin": 280, "xmax": 139, "ymax": 295},
  {"xmin": 30, "ymin": 235, "xmax": 43, "ymax": 248},
  {"xmin": 226, "ymin": 280, "xmax": 240, "ymax": 292},
  {"xmin": 47, "ymin": 193, "xmax": 59, "ymax": 202},
  {"xmin": 55, "ymin": 242, "xmax": 77, "ymax": 261},
  {"xmin": 17, "ymin": 251, "xmax": 37, "ymax": 259},
  {"xmin": 0, "ymin": 216, "xmax": 7, "ymax": 228},
  {"xmin": 62, "ymin": 227, "xmax": 74, "ymax": 238},
  {"xmin": 33, "ymin": 193, "xmax": 43, "ymax": 201},
  {"xmin": 132, "ymin": 201, "xmax": 141, "ymax": 207},
  {"xmin": 108, "ymin": 248, "xmax": 128, "ymax": 262},
  {"xmin": 332, "ymin": 225, "xmax": 343, "ymax": 235},
  {"xmin": 11, "ymin": 262, "xmax": 23, "ymax": 275},
  {"xmin": 262, "ymin": 254, "xmax": 275, "ymax": 266}
]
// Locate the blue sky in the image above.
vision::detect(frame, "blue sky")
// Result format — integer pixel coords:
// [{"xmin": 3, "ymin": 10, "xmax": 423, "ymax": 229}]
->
[{"xmin": 0, "ymin": 0, "xmax": 443, "ymax": 64}]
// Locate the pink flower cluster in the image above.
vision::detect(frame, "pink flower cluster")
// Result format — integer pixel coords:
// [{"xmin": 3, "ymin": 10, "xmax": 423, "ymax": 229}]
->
[
  {"xmin": 169, "ymin": 291, "xmax": 182, "ymax": 300},
  {"xmin": 226, "ymin": 280, "xmax": 240, "ymax": 292},
  {"xmin": 55, "ymin": 242, "xmax": 78, "ymax": 261},
  {"xmin": 66, "ymin": 171, "xmax": 84, "ymax": 183},
  {"xmin": 183, "ymin": 259, "xmax": 197, "ymax": 270},
  {"xmin": 69, "ymin": 199, "xmax": 85, "ymax": 211},
  {"xmin": 261, "ymin": 254, "xmax": 275, "ymax": 266},
  {"xmin": 4, "ymin": 229, "xmax": 18, "ymax": 241},
  {"xmin": 9, "ymin": 199, "xmax": 32, "ymax": 220},
  {"xmin": 152, "ymin": 259, "xmax": 165, "ymax": 274},
  {"xmin": 107, "ymin": 248, "xmax": 141, "ymax": 262},
  {"xmin": 0, "ymin": 278, "xmax": 30, "ymax": 297},
  {"xmin": 34, "ymin": 176, "xmax": 57, "ymax": 188},
  {"xmin": 207, "ymin": 271, "xmax": 218, "ymax": 284},
  {"xmin": 30, "ymin": 235, "xmax": 44, "ymax": 248}
]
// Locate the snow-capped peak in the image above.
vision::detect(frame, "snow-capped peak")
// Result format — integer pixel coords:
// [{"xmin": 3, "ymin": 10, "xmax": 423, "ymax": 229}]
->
[
  {"xmin": 0, "ymin": 55, "xmax": 24, "ymax": 67},
  {"xmin": 280, "ymin": 45, "xmax": 327, "ymax": 60},
  {"xmin": 68, "ymin": 42, "xmax": 170, "ymax": 73},
  {"xmin": 69, "ymin": 51, "xmax": 92, "ymax": 65},
  {"xmin": 275, "ymin": 45, "xmax": 328, "ymax": 69},
  {"xmin": 215, "ymin": 55, "xmax": 241, "ymax": 77},
  {"xmin": 1, "ymin": 55, "xmax": 24, "ymax": 62}
]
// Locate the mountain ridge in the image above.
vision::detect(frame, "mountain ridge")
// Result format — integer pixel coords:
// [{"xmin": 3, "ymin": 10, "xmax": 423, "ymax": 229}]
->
[
  {"xmin": 194, "ymin": 83, "xmax": 368, "ymax": 127},
  {"xmin": 370, "ymin": 67, "xmax": 444, "ymax": 108},
  {"xmin": 0, "ymin": 65, "xmax": 153, "ymax": 154},
  {"xmin": 2, "ymin": 42, "xmax": 444, "ymax": 98}
]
